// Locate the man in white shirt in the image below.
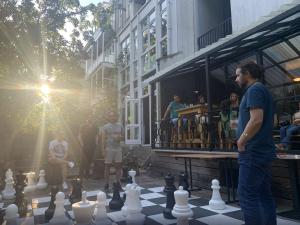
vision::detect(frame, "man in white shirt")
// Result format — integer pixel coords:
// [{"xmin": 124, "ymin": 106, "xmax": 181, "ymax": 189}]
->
[
  {"xmin": 100, "ymin": 112, "xmax": 124, "ymax": 191},
  {"xmin": 48, "ymin": 131, "xmax": 74, "ymax": 189}
]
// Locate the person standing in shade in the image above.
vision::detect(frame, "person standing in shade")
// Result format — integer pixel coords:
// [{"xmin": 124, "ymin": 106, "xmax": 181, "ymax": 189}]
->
[
  {"xmin": 100, "ymin": 111, "xmax": 124, "ymax": 191},
  {"xmin": 78, "ymin": 118, "xmax": 97, "ymax": 179},
  {"xmin": 235, "ymin": 62, "xmax": 276, "ymax": 225}
]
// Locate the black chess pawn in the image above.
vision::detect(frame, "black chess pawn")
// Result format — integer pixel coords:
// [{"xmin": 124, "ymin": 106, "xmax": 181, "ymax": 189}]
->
[
  {"xmin": 14, "ymin": 183, "xmax": 27, "ymax": 217},
  {"xmin": 45, "ymin": 186, "xmax": 59, "ymax": 222},
  {"xmin": 178, "ymin": 172, "xmax": 190, "ymax": 196},
  {"xmin": 109, "ymin": 182, "xmax": 124, "ymax": 210},
  {"xmin": 163, "ymin": 173, "xmax": 176, "ymax": 219},
  {"xmin": 69, "ymin": 178, "xmax": 82, "ymax": 205}
]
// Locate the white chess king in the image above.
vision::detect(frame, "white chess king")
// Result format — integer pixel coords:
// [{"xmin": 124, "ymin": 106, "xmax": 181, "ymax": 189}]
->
[
  {"xmin": 209, "ymin": 179, "xmax": 225, "ymax": 210},
  {"xmin": 172, "ymin": 186, "xmax": 193, "ymax": 225}
]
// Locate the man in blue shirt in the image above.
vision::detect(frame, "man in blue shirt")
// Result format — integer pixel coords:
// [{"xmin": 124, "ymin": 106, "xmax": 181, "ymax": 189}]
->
[
  {"xmin": 235, "ymin": 62, "xmax": 276, "ymax": 225},
  {"xmin": 162, "ymin": 94, "xmax": 186, "ymax": 126}
]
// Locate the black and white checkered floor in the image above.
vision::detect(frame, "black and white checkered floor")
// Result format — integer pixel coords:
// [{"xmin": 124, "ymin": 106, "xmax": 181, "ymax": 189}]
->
[{"xmin": 1, "ymin": 186, "xmax": 300, "ymax": 225}]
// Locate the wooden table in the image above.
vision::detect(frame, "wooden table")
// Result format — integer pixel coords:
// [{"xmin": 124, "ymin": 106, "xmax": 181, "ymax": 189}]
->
[
  {"xmin": 176, "ymin": 105, "xmax": 209, "ymax": 148},
  {"xmin": 177, "ymin": 104, "xmax": 208, "ymax": 116},
  {"xmin": 169, "ymin": 152, "xmax": 238, "ymax": 202}
]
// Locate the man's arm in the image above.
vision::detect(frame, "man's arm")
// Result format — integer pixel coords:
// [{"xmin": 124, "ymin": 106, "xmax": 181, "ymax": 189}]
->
[
  {"xmin": 101, "ymin": 129, "xmax": 106, "ymax": 154},
  {"xmin": 162, "ymin": 103, "xmax": 171, "ymax": 120},
  {"xmin": 237, "ymin": 108, "xmax": 264, "ymax": 151},
  {"xmin": 48, "ymin": 142, "xmax": 56, "ymax": 159}
]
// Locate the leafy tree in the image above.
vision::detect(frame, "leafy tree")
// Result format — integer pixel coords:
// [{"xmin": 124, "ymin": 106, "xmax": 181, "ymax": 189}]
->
[{"xmin": 0, "ymin": 0, "xmax": 113, "ymax": 163}]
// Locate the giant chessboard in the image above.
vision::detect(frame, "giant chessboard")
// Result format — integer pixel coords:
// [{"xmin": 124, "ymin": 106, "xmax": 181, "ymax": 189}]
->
[{"xmin": 1, "ymin": 186, "xmax": 300, "ymax": 225}]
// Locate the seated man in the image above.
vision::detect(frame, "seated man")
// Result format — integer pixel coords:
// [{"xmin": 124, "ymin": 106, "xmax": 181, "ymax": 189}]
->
[
  {"xmin": 48, "ymin": 131, "xmax": 74, "ymax": 189},
  {"xmin": 197, "ymin": 94, "xmax": 208, "ymax": 106},
  {"xmin": 277, "ymin": 102, "xmax": 300, "ymax": 150},
  {"xmin": 162, "ymin": 94, "xmax": 187, "ymax": 127}
]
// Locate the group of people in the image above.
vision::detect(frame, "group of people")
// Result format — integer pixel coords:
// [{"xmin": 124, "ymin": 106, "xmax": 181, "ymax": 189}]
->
[
  {"xmin": 162, "ymin": 90, "xmax": 240, "ymax": 147},
  {"xmin": 48, "ymin": 111, "xmax": 123, "ymax": 191}
]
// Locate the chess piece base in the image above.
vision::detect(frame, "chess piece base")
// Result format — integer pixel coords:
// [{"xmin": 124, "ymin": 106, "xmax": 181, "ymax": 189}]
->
[
  {"xmin": 2, "ymin": 191, "xmax": 16, "ymax": 200},
  {"xmin": 37, "ymin": 183, "xmax": 47, "ymax": 190},
  {"xmin": 126, "ymin": 211, "xmax": 145, "ymax": 225},
  {"xmin": 209, "ymin": 199, "xmax": 225, "ymax": 210},
  {"xmin": 24, "ymin": 185, "xmax": 36, "ymax": 193}
]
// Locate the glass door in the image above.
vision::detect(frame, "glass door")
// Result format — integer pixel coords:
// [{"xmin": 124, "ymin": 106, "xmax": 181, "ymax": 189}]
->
[{"xmin": 125, "ymin": 98, "xmax": 142, "ymax": 144}]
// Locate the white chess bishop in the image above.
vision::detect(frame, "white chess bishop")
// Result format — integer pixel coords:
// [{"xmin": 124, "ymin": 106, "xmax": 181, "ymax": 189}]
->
[
  {"xmin": 72, "ymin": 191, "xmax": 96, "ymax": 225},
  {"xmin": 125, "ymin": 185, "xmax": 145, "ymax": 225},
  {"xmin": 4, "ymin": 204, "xmax": 19, "ymax": 225},
  {"xmin": 94, "ymin": 191, "xmax": 112, "ymax": 225},
  {"xmin": 49, "ymin": 192, "xmax": 72, "ymax": 225},
  {"xmin": 36, "ymin": 170, "xmax": 47, "ymax": 190},
  {"xmin": 209, "ymin": 179, "xmax": 225, "ymax": 210},
  {"xmin": 2, "ymin": 169, "xmax": 16, "ymax": 200},
  {"xmin": 172, "ymin": 186, "xmax": 193, "ymax": 225},
  {"xmin": 24, "ymin": 172, "xmax": 37, "ymax": 193}
]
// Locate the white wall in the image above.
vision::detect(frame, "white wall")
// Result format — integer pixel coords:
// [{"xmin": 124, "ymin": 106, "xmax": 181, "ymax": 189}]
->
[{"xmin": 231, "ymin": 0, "xmax": 295, "ymax": 32}]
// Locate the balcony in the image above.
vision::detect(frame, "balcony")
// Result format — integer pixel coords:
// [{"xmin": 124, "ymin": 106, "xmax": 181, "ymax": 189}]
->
[
  {"xmin": 197, "ymin": 17, "xmax": 232, "ymax": 50},
  {"xmin": 86, "ymin": 52, "xmax": 116, "ymax": 77}
]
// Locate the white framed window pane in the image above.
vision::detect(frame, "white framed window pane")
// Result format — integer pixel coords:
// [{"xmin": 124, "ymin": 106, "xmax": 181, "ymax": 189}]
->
[
  {"xmin": 149, "ymin": 48, "xmax": 156, "ymax": 69},
  {"xmin": 161, "ymin": 10, "xmax": 167, "ymax": 38},
  {"xmin": 149, "ymin": 11, "xmax": 155, "ymax": 23},
  {"xmin": 143, "ymin": 52, "xmax": 149, "ymax": 73},
  {"xmin": 121, "ymin": 70, "xmax": 126, "ymax": 85},
  {"xmin": 126, "ymin": 67, "xmax": 130, "ymax": 83},
  {"xmin": 142, "ymin": 29, "xmax": 148, "ymax": 51},
  {"xmin": 150, "ymin": 21, "xmax": 156, "ymax": 46},
  {"xmin": 161, "ymin": 0, "xmax": 167, "ymax": 11},
  {"xmin": 161, "ymin": 38, "xmax": 167, "ymax": 57}
]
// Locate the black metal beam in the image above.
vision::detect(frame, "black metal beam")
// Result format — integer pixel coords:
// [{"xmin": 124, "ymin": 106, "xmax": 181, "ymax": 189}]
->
[
  {"xmin": 285, "ymin": 39, "xmax": 300, "ymax": 57},
  {"xmin": 262, "ymin": 52, "xmax": 294, "ymax": 79},
  {"xmin": 150, "ymin": 82, "xmax": 156, "ymax": 149},
  {"xmin": 256, "ymin": 50, "xmax": 265, "ymax": 84}
]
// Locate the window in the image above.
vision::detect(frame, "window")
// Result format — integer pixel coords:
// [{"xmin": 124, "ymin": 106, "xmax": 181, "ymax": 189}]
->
[
  {"xmin": 119, "ymin": 36, "xmax": 130, "ymax": 70},
  {"xmin": 160, "ymin": 0, "xmax": 168, "ymax": 57},
  {"xmin": 141, "ymin": 11, "xmax": 156, "ymax": 74},
  {"xmin": 121, "ymin": 68, "xmax": 129, "ymax": 86}
]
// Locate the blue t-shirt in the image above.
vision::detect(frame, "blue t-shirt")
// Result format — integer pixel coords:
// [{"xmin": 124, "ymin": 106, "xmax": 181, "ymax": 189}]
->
[
  {"xmin": 168, "ymin": 101, "xmax": 185, "ymax": 119},
  {"xmin": 237, "ymin": 82, "xmax": 276, "ymax": 165}
]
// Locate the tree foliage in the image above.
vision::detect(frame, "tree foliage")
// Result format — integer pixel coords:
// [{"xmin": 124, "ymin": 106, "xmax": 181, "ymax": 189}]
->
[{"xmin": 0, "ymin": 0, "xmax": 113, "ymax": 159}]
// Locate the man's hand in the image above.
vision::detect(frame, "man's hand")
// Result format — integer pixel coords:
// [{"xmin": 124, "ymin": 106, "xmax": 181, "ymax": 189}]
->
[{"xmin": 237, "ymin": 138, "xmax": 246, "ymax": 152}]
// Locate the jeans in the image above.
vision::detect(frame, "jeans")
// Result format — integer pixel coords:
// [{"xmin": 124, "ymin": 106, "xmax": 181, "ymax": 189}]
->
[
  {"xmin": 280, "ymin": 124, "xmax": 300, "ymax": 147},
  {"xmin": 170, "ymin": 118, "xmax": 188, "ymax": 128},
  {"xmin": 238, "ymin": 163, "xmax": 277, "ymax": 225}
]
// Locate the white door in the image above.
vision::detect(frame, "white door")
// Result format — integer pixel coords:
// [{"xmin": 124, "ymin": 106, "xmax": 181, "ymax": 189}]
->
[{"xmin": 125, "ymin": 98, "xmax": 142, "ymax": 145}]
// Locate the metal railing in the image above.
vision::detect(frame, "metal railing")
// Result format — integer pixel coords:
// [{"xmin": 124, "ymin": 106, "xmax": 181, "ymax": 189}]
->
[{"xmin": 197, "ymin": 17, "xmax": 232, "ymax": 50}]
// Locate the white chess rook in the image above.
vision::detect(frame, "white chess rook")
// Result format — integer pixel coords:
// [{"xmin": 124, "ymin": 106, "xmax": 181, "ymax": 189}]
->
[
  {"xmin": 94, "ymin": 191, "xmax": 112, "ymax": 225},
  {"xmin": 36, "ymin": 170, "xmax": 47, "ymax": 190},
  {"xmin": 4, "ymin": 204, "xmax": 19, "ymax": 225},
  {"xmin": 209, "ymin": 179, "xmax": 225, "ymax": 210},
  {"xmin": 24, "ymin": 172, "xmax": 37, "ymax": 193},
  {"xmin": 128, "ymin": 169, "xmax": 136, "ymax": 185},
  {"xmin": 2, "ymin": 169, "xmax": 16, "ymax": 200},
  {"xmin": 49, "ymin": 192, "xmax": 72, "ymax": 225},
  {"xmin": 172, "ymin": 186, "xmax": 193, "ymax": 225},
  {"xmin": 126, "ymin": 185, "xmax": 145, "ymax": 225},
  {"xmin": 72, "ymin": 191, "xmax": 96, "ymax": 225}
]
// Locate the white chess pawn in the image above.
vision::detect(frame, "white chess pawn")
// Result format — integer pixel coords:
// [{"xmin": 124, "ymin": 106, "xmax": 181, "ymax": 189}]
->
[
  {"xmin": 209, "ymin": 179, "xmax": 225, "ymax": 210},
  {"xmin": 128, "ymin": 169, "xmax": 136, "ymax": 185},
  {"xmin": 172, "ymin": 186, "xmax": 193, "ymax": 225},
  {"xmin": 126, "ymin": 185, "xmax": 145, "ymax": 225},
  {"xmin": 49, "ymin": 192, "xmax": 72, "ymax": 225},
  {"xmin": 2, "ymin": 176, "xmax": 16, "ymax": 200},
  {"xmin": 24, "ymin": 172, "xmax": 37, "ymax": 193},
  {"xmin": 94, "ymin": 191, "xmax": 112, "ymax": 225},
  {"xmin": 36, "ymin": 170, "xmax": 47, "ymax": 190},
  {"xmin": 6, "ymin": 169, "xmax": 13, "ymax": 179},
  {"xmin": 121, "ymin": 183, "xmax": 133, "ymax": 217},
  {"xmin": 4, "ymin": 204, "xmax": 19, "ymax": 225}
]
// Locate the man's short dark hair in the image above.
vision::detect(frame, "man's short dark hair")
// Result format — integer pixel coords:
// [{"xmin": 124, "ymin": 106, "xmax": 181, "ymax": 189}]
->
[{"xmin": 237, "ymin": 61, "xmax": 264, "ymax": 80}]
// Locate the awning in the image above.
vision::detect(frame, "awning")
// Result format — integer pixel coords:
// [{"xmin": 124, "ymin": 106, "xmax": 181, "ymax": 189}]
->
[{"xmin": 148, "ymin": 2, "xmax": 300, "ymax": 84}]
